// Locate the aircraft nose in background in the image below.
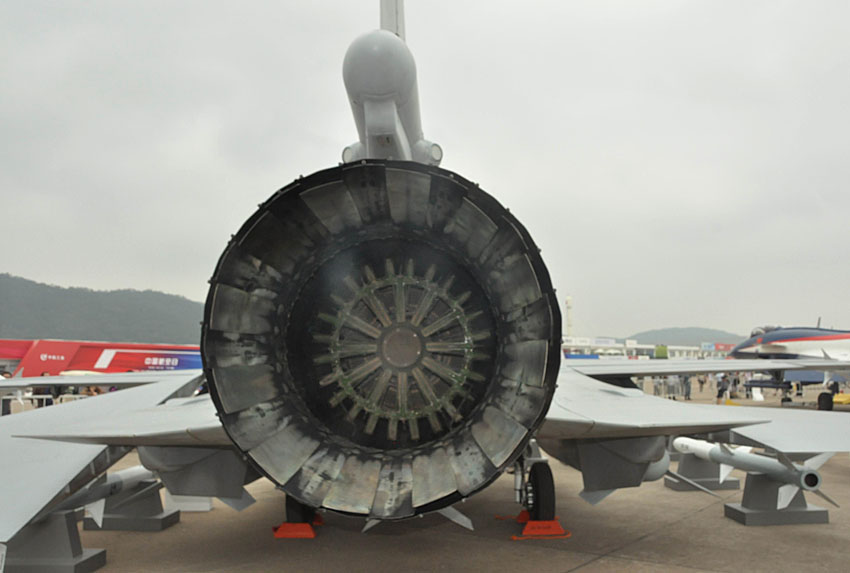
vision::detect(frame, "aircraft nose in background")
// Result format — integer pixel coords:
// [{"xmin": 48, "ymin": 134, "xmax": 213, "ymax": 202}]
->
[{"xmin": 729, "ymin": 339, "xmax": 757, "ymax": 358}]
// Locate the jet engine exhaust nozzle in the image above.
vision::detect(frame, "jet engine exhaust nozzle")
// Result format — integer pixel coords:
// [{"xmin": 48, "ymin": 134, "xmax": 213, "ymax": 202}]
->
[{"xmin": 201, "ymin": 160, "xmax": 560, "ymax": 519}]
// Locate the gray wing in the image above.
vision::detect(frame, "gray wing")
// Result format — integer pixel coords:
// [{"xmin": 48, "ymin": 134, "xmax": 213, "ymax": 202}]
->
[
  {"xmin": 539, "ymin": 368, "xmax": 770, "ymax": 441},
  {"xmin": 568, "ymin": 357, "xmax": 849, "ymax": 378},
  {"xmin": 0, "ymin": 372, "xmax": 208, "ymax": 544},
  {"xmin": 545, "ymin": 364, "xmax": 850, "ymax": 453},
  {"xmin": 1, "ymin": 369, "xmax": 203, "ymax": 396},
  {"xmin": 15, "ymin": 393, "xmax": 229, "ymax": 447},
  {"xmin": 729, "ymin": 408, "xmax": 850, "ymax": 453}
]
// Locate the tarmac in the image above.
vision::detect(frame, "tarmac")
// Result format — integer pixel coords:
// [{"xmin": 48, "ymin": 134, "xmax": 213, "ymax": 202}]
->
[{"xmin": 81, "ymin": 384, "xmax": 850, "ymax": 573}]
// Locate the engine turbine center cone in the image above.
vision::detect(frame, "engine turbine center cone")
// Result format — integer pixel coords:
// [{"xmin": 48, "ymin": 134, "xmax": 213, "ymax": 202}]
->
[{"xmin": 381, "ymin": 325, "xmax": 423, "ymax": 369}]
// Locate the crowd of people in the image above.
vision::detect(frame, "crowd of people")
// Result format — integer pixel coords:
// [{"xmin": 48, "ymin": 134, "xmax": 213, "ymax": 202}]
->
[
  {"xmin": 1, "ymin": 370, "xmax": 112, "ymax": 415},
  {"xmin": 646, "ymin": 372, "xmax": 754, "ymax": 403}
]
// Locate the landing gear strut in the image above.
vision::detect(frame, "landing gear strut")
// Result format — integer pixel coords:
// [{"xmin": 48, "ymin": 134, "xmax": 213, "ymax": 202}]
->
[
  {"xmin": 273, "ymin": 496, "xmax": 321, "ymax": 539},
  {"xmin": 514, "ymin": 439, "xmax": 555, "ymax": 521},
  {"xmin": 286, "ymin": 495, "xmax": 316, "ymax": 524},
  {"xmin": 508, "ymin": 439, "xmax": 568, "ymax": 539},
  {"xmin": 527, "ymin": 462, "xmax": 556, "ymax": 521}
]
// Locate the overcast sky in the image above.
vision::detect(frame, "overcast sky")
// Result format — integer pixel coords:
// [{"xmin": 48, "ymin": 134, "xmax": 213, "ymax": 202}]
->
[{"xmin": 2, "ymin": 1, "xmax": 848, "ymax": 339}]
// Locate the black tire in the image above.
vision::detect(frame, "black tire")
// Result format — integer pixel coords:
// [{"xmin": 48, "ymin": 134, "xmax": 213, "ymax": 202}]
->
[
  {"xmin": 286, "ymin": 495, "xmax": 316, "ymax": 524},
  {"xmin": 528, "ymin": 462, "xmax": 555, "ymax": 521},
  {"xmin": 817, "ymin": 392, "xmax": 834, "ymax": 411}
]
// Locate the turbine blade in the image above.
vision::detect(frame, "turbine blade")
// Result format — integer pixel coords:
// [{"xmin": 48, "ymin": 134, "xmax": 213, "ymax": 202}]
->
[
  {"xmin": 437, "ymin": 505, "xmax": 474, "ymax": 531},
  {"xmin": 776, "ymin": 451, "xmax": 798, "ymax": 472},
  {"xmin": 665, "ymin": 470, "xmax": 721, "ymax": 498},
  {"xmin": 87, "ymin": 498, "xmax": 106, "ymax": 528},
  {"xmin": 218, "ymin": 488, "xmax": 256, "ymax": 511},
  {"xmin": 813, "ymin": 489, "xmax": 840, "ymax": 508},
  {"xmin": 777, "ymin": 484, "xmax": 799, "ymax": 510},
  {"xmin": 804, "ymin": 452, "xmax": 834, "ymax": 470},
  {"xmin": 579, "ymin": 488, "xmax": 615, "ymax": 506}
]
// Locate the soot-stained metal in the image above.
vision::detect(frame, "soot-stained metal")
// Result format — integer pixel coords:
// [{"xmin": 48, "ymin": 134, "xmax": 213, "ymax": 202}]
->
[{"xmin": 202, "ymin": 160, "xmax": 561, "ymax": 519}]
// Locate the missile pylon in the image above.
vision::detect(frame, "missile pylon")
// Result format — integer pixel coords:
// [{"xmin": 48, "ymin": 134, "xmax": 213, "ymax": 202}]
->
[{"xmin": 672, "ymin": 437, "xmax": 838, "ymax": 510}]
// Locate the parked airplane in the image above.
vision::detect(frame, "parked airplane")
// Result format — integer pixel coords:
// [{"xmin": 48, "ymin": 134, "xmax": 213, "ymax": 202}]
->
[
  {"xmin": 730, "ymin": 326, "xmax": 850, "ymax": 400},
  {"xmin": 730, "ymin": 325, "xmax": 850, "ymax": 361},
  {"xmin": 2, "ymin": 2, "xmax": 850, "ymax": 571}
]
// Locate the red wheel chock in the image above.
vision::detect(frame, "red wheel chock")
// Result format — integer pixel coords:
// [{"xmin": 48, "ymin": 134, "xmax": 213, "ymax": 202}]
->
[
  {"xmin": 272, "ymin": 522, "xmax": 316, "ymax": 539},
  {"xmin": 495, "ymin": 510, "xmax": 570, "ymax": 540},
  {"xmin": 494, "ymin": 509, "xmax": 530, "ymax": 523},
  {"xmin": 273, "ymin": 513, "xmax": 324, "ymax": 539},
  {"xmin": 512, "ymin": 519, "xmax": 571, "ymax": 540}
]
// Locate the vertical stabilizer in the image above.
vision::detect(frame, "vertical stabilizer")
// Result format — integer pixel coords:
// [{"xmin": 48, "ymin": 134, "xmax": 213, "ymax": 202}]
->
[{"xmin": 380, "ymin": 0, "xmax": 405, "ymax": 40}]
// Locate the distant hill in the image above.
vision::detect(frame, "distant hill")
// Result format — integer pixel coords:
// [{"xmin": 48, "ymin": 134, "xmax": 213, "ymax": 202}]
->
[
  {"xmin": 626, "ymin": 327, "xmax": 745, "ymax": 346},
  {"xmin": 0, "ymin": 274, "xmax": 749, "ymax": 348},
  {"xmin": 0, "ymin": 274, "xmax": 203, "ymax": 344}
]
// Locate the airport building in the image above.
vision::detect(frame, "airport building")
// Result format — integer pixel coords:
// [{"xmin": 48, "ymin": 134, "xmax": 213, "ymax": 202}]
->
[
  {"xmin": 562, "ymin": 337, "xmax": 735, "ymax": 360},
  {"xmin": 0, "ymin": 339, "xmax": 201, "ymax": 377}
]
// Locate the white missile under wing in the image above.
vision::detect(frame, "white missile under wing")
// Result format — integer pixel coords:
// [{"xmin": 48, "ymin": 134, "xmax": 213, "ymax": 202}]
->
[{"xmin": 537, "ymin": 360, "xmax": 850, "ymax": 502}]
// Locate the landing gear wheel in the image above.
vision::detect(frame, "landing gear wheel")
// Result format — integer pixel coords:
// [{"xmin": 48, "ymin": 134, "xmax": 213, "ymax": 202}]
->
[
  {"xmin": 818, "ymin": 392, "xmax": 834, "ymax": 411},
  {"xmin": 527, "ymin": 462, "xmax": 555, "ymax": 521},
  {"xmin": 286, "ymin": 496, "xmax": 316, "ymax": 524}
]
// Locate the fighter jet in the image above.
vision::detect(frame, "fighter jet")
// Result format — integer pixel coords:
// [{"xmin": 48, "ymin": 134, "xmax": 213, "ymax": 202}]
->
[
  {"xmin": 3, "ymin": 2, "xmax": 850, "ymax": 570},
  {"xmin": 730, "ymin": 326, "xmax": 850, "ymax": 402},
  {"xmin": 731, "ymin": 325, "xmax": 850, "ymax": 361}
]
